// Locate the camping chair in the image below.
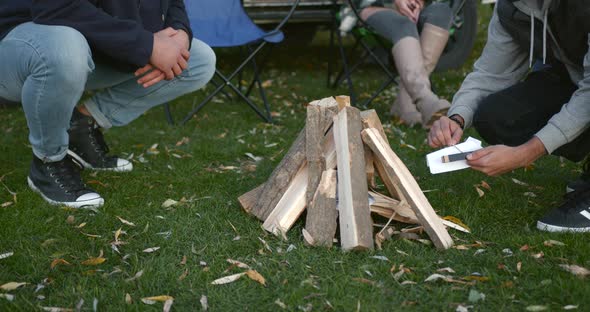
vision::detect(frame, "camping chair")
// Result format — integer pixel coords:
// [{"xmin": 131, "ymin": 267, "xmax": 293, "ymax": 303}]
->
[
  {"xmin": 172, "ymin": 0, "xmax": 301, "ymax": 125},
  {"xmin": 327, "ymin": 0, "xmax": 398, "ymax": 109}
]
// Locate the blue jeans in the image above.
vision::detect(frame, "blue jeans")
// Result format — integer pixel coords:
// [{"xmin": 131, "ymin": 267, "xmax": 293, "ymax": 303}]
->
[{"xmin": 0, "ymin": 22, "xmax": 216, "ymax": 162}]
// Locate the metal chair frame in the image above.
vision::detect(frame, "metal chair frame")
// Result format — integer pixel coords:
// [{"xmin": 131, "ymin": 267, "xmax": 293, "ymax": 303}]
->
[{"xmin": 171, "ymin": 0, "xmax": 301, "ymax": 125}]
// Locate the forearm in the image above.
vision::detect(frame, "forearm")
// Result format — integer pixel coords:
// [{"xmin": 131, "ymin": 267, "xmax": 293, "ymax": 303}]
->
[{"xmin": 518, "ymin": 136, "xmax": 547, "ymax": 168}]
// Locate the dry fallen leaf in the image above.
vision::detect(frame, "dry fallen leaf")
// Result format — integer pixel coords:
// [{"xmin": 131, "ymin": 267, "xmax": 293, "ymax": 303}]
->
[
  {"xmin": 511, "ymin": 178, "xmax": 528, "ymax": 186},
  {"xmin": 211, "ymin": 272, "xmax": 246, "ymax": 285},
  {"xmin": 117, "ymin": 216, "xmax": 136, "ymax": 227},
  {"xmin": 161, "ymin": 199, "xmax": 178, "ymax": 209},
  {"xmin": 227, "ymin": 259, "xmax": 250, "ymax": 269},
  {"xmin": 245, "ymin": 270, "xmax": 267, "ymax": 286},
  {"xmin": 0, "ymin": 282, "xmax": 27, "ymax": 291},
  {"xmin": 424, "ymin": 274, "xmax": 451, "ymax": 282},
  {"xmin": 41, "ymin": 307, "xmax": 73, "ymax": 312},
  {"xmin": 0, "ymin": 252, "xmax": 13, "ymax": 260},
  {"xmin": 0, "ymin": 293, "xmax": 15, "ymax": 301},
  {"xmin": 543, "ymin": 240, "xmax": 565, "ymax": 247},
  {"xmin": 143, "ymin": 247, "xmax": 160, "ymax": 253},
  {"xmin": 81, "ymin": 257, "xmax": 106, "ymax": 266},
  {"xmin": 178, "ymin": 269, "xmax": 189, "ymax": 281},
  {"xmin": 480, "ymin": 181, "xmax": 491, "ymax": 190},
  {"xmin": 475, "ymin": 186, "xmax": 485, "ymax": 197},
  {"xmin": 517, "ymin": 261, "xmax": 522, "ymax": 272},
  {"xmin": 125, "ymin": 293, "xmax": 132, "ymax": 304},
  {"xmin": 560, "ymin": 264, "xmax": 590, "ymax": 278},
  {"xmin": 200, "ymin": 295, "xmax": 208, "ymax": 311},
  {"xmin": 163, "ymin": 299, "xmax": 173, "ymax": 312},
  {"xmin": 141, "ymin": 295, "xmax": 174, "ymax": 304},
  {"xmin": 437, "ymin": 267, "xmax": 456, "ymax": 274},
  {"xmin": 50, "ymin": 259, "xmax": 72, "ymax": 269},
  {"xmin": 526, "ymin": 305, "xmax": 548, "ymax": 311},
  {"xmin": 125, "ymin": 270, "xmax": 144, "ymax": 282}
]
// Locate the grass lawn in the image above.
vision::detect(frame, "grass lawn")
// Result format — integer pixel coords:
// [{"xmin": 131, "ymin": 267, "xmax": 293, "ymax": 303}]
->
[{"xmin": 2, "ymin": 4, "xmax": 590, "ymax": 311}]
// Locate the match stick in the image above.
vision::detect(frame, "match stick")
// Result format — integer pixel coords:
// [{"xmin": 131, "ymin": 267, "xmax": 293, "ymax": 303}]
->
[{"xmin": 441, "ymin": 152, "xmax": 472, "ymax": 163}]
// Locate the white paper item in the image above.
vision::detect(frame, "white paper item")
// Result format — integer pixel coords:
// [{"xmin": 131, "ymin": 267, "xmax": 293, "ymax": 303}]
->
[{"xmin": 426, "ymin": 137, "xmax": 482, "ymax": 174}]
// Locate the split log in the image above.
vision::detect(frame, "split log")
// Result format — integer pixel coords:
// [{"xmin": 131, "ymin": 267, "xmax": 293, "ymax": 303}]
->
[
  {"xmin": 304, "ymin": 169, "xmax": 338, "ymax": 247},
  {"xmin": 361, "ymin": 128, "xmax": 453, "ymax": 250},
  {"xmin": 334, "ymin": 95, "xmax": 351, "ymax": 111},
  {"xmin": 249, "ymin": 128, "xmax": 306, "ymax": 221},
  {"xmin": 262, "ymin": 129, "xmax": 337, "ymax": 235},
  {"xmin": 261, "ymin": 99, "xmax": 348, "ymax": 236},
  {"xmin": 368, "ymin": 191, "xmax": 418, "ymax": 224},
  {"xmin": 334, "ymin": 107, "xmax": 374, "ymax": 251},
  {"xmin": 306, "ymin": 105, "xmax": 325, "ymax": 206},
  {"xmin": 360, "ymin": 110, "xmax": 388, "ymax": 192},
  {"xmin": 238, "ymin": 184, "xmax": 264, "ymax": 213}
]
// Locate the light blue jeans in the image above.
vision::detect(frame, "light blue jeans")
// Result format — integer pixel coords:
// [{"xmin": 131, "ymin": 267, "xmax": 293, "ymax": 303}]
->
[{"xmin": 0, "ymin": 22, "xmax": 216, "ymax": 162}]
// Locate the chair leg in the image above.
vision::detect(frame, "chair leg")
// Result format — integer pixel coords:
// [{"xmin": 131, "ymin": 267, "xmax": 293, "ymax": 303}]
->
[
  {"xmin": 247, "ymin": 45, "xmax": 272, "ymax": 121},
  {"xmin": 245, "ymin": 45, "xmax": 273, "ymax": 98},
  {"xmin": 336, "ymin": 29, "xmax": 356, "ymax": 105},
  {"xmin": 181, "ymin": 41, "xmax": 271, "ymax": 125},
  {"xmin": 164, "ymin": 103, "xmax": 174, "ymax": 125}
]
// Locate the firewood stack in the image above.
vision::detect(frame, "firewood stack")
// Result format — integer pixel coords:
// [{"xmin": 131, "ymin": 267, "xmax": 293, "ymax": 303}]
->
[{"xmin": 238, "ymin": 96, "xmax": 453, "ymax": 251}]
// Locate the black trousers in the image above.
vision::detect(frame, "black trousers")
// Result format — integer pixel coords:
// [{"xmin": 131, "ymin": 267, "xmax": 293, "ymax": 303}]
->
[{"xmin": 473, "ymin": 63, "xmax": 589, "ymax": 162}]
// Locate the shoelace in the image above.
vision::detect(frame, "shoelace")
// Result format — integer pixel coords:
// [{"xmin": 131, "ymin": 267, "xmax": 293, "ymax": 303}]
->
[{"xmin": 47, "ymin": 158, "xmax": 88, "ymax": 195}]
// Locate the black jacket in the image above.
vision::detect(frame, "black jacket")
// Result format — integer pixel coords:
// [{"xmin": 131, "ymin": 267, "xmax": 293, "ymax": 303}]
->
[{"xmin": 0, "ymin": 0, "xmax": 192, "ymax": 67}]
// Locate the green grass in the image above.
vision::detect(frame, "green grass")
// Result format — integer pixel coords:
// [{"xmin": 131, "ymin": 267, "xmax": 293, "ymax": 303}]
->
[{"xmin": 2, "ymin": 5, "xmax": 590, "ymax": 311}]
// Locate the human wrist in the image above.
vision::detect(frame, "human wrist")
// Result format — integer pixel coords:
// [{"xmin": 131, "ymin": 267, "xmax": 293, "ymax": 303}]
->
[
  {"xmin": 448, "ymin": 114, "xmax": 465, "ymax": 129},
  {"xmin": 518, "ymin": 137, "xmax": 547, "ymax": 166}
]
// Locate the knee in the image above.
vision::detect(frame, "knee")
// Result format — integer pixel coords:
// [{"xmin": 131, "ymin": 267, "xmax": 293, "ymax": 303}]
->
[
  {"xmin": 187, "ymin": 39, "xmax": 216, "ymax": 84},
  {"xmin": 422, "ymin": 3, "xmax": 453, "ymax": 29},
  {"xmin": 473, "ymin": 93, "xmax": 505, "ymax": 144},
  {"xmin": 43, "ymin": 26, "xmax": 93, "ymax": 87}
]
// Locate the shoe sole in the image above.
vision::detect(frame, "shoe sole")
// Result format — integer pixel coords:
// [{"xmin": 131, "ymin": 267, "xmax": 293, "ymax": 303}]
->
[
  {"xmin": 27, "ymin": 177, "xmax": 104, "ymax": 209},
  {"xmin": 67, "ymin": 150, "xmax": 133, "ymax": 172},
  {"xmin": 536, "ymin": 220, "xmax": 590, "ymax": 233}
]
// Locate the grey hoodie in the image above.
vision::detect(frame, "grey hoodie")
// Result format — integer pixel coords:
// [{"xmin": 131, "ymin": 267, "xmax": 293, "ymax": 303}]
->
[{"xmin": 447, "ymin": 0, "xmax": 590, "ymax": 154}]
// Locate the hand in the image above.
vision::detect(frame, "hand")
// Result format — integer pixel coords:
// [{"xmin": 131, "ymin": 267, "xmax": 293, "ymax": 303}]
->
[
  {"xmin": 466, "ymin": 137, "xmax": 547, "ymax": 176},
  {"xmin": 138, "ymin": 28, "xmax": 190, "ymax": 87},
  {"xmin": 428, "ymin": 116, "xmax": 464, "ymax": 148},
  {"xmin": 149, "ymin": 28, "xmax": 190, "ymax": 80},
  {"xmin": 395, "ymin": 0, "xmax": 422, "ymax": 22}
]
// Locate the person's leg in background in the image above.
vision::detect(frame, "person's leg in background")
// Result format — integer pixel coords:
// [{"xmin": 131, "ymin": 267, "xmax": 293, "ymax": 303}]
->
[
  {"xmin": 361, "ymin": 5, "xmax": 451, "ymax": 126},
  {"xmin": 0, "ymin": 22, "xmax": 103, "ymax": 208},
  {"xmin": 392, "ymin": 2, "xmax": 452, "ymax": 126},
  {"xmin": 472, "ymin": 62, "xmax": 590, "ymax": 232}
]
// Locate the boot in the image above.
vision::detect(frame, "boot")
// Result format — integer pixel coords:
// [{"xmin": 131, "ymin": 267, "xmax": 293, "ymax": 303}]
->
[
  {"xmin": 391, "ymin": 30, "xmax": 450, "ymax": 126},
  {"xmin": 390, "ymin": 84, "xmax": 422, "ymax": 126}
]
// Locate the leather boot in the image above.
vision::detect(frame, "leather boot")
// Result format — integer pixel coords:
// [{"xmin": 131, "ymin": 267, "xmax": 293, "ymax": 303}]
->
[{"xmin": 391, "ymin": 34, "xmax": 450, "ymax": 126}]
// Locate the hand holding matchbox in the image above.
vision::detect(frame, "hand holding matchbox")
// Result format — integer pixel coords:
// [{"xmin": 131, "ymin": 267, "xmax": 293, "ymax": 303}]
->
[{"xmin": 426, "ymin": 137, "xmax": 482, "ymax": 174}]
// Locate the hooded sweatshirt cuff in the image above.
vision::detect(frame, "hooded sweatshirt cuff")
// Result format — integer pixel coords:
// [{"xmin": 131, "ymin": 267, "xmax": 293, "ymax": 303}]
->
[
  {"xmin": 534, "ymin": 123, "xmax": 568, "ymax": 154},
  {"xmin": 447, "ymin": 105, "xmax": 476, "ymax": 129}
]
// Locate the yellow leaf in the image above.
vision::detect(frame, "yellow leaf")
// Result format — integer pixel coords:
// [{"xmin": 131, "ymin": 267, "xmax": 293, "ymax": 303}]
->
[
  {"xmin": 442, "ymin": 216, "xmax": 471, "ymax": 233},
  {"xmin": 81, "ymin": 257, "xmax": 106, "ymax": 266},
  {"xmin": 245, "ymin": 270, "xmax": 267, "ymax": 286},
  {"xmin": 474, "ymin": 186, "xmax": 485, "ymax": 197},
  {"xmin": 141, "ymin": 295, "xmax": 174, "ymax": 302},
  {"xmin": 114, "ymin": 228, "xmax": 122, "ymax": 242},
  {"xmin": 0, "ymin": 282, "xmax": 27, "ymax": 291},
  {"xmin": 117, "ymin": 216, "xmax": 136, "ymax": 227},
  {"xmin": 76, "ymin": 222, "xmax": 87, "ymax": 229},
  {"xmin": 50, "ymin": 258, "xmax": 71, "ymax": 269}
]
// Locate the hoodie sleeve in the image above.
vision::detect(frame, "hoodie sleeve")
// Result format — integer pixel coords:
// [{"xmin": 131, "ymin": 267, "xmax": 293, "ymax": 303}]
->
[
  {"xmin": 447, "ymin": 5, "xmax": 530, "ymax": 129},
  {"xmin": 31, "ymin": 0, "xmax": 153, "ymax": 67},
  {"xmin": 164, "ymin": 0, "xmax": 193, "ymax": 49},
  {"xmin": 534, "ymin": 36, "xmax": 590, "ymax": 154}
]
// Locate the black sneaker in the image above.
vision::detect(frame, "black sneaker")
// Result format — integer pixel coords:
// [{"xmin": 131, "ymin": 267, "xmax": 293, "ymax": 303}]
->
[
  {"xmin": 537, "ymin": 188, "xmax": 590, "ymax": 232},
  {"xmin": 566, "ymin": 157, "xmax": 590, "ymax": 193},
  {"xmin": 67, "ymin": 109, "xmax": 132, "ymax": 172},
  {"xmin": 28, "ymin": 155, "xmax": 104, "ymax": 208}
]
